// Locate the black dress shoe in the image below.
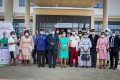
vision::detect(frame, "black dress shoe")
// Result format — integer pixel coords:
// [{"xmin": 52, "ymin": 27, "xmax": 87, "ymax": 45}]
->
[
  {"xmin": 49, "ymin": 66, "xmax": 52, "ymax": 68},
  {"xmin": 70, "ymin": 65, "xmax": 73, "ymax": 67},
  {"xmin": 38, "ymin": 65, "xmax": 41, "ymax": 67},
  {"xmin": 53, "ymin": 66, "xmax": 56, "ymax": 68},
  {"xmin": 113, "ymin": 67, "xmax": 117, "ymax": 70},
  {"xmin": 109, "ymin": 67, "xmax": 113, "ymax": 69}
]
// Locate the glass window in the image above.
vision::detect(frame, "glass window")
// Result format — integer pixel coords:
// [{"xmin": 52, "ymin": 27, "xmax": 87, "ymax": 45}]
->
[
  {"xmin": 94, "ymin": 1, "xmax": 103, "ymax": 8},
  {"xmin": 0, "ymin": 0, "xmax": 2, "ymax": 6},
  {"xmin": 19, "ymin": 0, "xmax": 34, "ymax": 7}
]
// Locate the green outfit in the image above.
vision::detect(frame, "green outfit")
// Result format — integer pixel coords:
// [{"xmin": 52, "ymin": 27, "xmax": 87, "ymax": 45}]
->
[
  {"xmin": 0, "ymin": 37, "xmax": 8, "ymax": 49},
  {"xmin": 59, "ymin": 37, "xmax": 69, "ymax": 59}
]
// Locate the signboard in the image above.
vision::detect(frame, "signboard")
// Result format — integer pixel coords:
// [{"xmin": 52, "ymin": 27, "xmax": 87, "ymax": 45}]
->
[
  {"xmin": 0, "ymin": 49, "xmax": 10, "ymax": 64},
  {"xmin": 0, "ymin": 21, "xmax": 14, "ymax": 65},
  {"xmin": 0, "ymin": 21, "xmax": 14, "ymax": 39}
]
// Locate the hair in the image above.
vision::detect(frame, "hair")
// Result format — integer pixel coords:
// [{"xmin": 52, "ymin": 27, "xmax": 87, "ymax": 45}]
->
[
  {"xmin": 91, "ymin": 29, "xmax": 95, "ymax": 32},
  {"xmin": 82, "ymin": 27, "xmax": 86, "ymax": 30},
  {"xmin": 101, "ymin": 32, "xmax": 105, "ymax": 35},
  {"xmin": 10, "ymin": 31, "xmax": 15, "ymax": 35},
  {"xmin": 24, "ymin": 30, "xmax": 30, "ymax": 35},
  {"xmin": 78, "ymin": 31, "xmax": 82, "ymax": 34}
]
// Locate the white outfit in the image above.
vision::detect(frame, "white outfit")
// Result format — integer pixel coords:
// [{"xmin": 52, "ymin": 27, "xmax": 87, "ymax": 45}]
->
[
  {"xmin": 78, "ymin": 38, "xmax": 92, "ymax": 67},
  {"xmin": 8, "ymin": 37, "xmax": 16, "ymax": 52},
  {"xmin": 70, "ymin": 35, "xmax": 80, "ymax": 51}
]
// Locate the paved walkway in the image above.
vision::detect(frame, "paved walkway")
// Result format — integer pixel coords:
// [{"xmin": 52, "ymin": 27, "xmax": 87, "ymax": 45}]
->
[{"xmin": 0, "ymin": 65, "xmax": 120, "ymax": 80}]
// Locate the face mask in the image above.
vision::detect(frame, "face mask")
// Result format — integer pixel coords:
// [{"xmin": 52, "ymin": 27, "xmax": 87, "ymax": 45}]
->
[
  {"xmin": 67, "ymin": 30, "xmax": 71, "ymax": 33},
  {"xmin": 92, "ymin": 32, "xmax": 95, "ymax": 35},
  {"xmin": 46, "ymin": 33, "xmax": 49, "ymax": 35},
  {"xmin": 63, "ymin": 34, "xmax": 66, "ymax": 37},
  {"xmin": 101, "ymin": 35, "xmax": 105, "ymax": 38},
  {"xmin": 52, "ymin": 31, "xmax": 55, "ymax": 34},
  {"xmin": 72, "ymin": 32, "xmax": 76, "ymax": 35},
  {"xmin": 12, "ymin": 35, "xmax": 15, "ymax": 38},
  {"xmin": 56, "ymin": 31, "xmax": 59, "ymax": 34},
  {"xmin": 84, "ymin": 35, "xmax": 88, "ymax": 38},
  {"xmin": 40, "ymin": 31, "xmax": 44, "ymax": 34},
  {"xmin": 79, "ymin": 34, "xmax": 82, "ymax": 36},
  {"xmin": 112, "ymin": 33, "xmax": 116, "ymax": 37},
  {"xmin": 25, "ymin": 33, "xmax": 29, "ymax": 36}
]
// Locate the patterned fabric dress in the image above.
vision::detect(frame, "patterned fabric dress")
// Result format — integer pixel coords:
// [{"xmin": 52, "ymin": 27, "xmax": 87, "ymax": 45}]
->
[
  {"xmin": 20, "ymin": 36, "xmax": 34, "ymax": 60},
  {"xmin": 96, "ymin": 37, "xmax": 109, "ymax": 60}
]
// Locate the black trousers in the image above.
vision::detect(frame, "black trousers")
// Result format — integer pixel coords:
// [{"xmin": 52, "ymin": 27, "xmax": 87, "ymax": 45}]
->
[
  {"xmin": 32, "ymin": 49, "xmax": 38, "ymax": 63},
  {"xmin": 45, "ymin": 50, "xmax": 48, "ymax": 64},
  {"xmin": 90, "ymin": 49, "xmax": 97, "ymax": 67},
  {"xmin": 110, "ymin": 47, "xmax": 119, "ymax": 68},
  {"xmin": 37, "ymin": 50, "xmax": 46, "ymax": 66},
  {"xmin": 48, "ymin": 49, "xmax": 57, "ymax": 67}
]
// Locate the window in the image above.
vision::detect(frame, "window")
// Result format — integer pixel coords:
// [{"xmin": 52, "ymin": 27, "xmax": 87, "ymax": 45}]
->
[
  {"xmin": 19, "ymin": 0, "xmax": 34, "ymax": 7},
  {"xmin": 94, "ymin": 1, "xmax": 103, "ymax": 8},
  {"xmin": 0, "ymin": 0, "xmax": 2, "ymax": 6}
]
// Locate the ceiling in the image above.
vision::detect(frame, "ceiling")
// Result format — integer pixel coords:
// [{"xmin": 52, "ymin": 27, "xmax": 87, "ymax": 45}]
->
[{"xmin": 32, "ymin": 0, "xmax": 101, "ymax": 8}]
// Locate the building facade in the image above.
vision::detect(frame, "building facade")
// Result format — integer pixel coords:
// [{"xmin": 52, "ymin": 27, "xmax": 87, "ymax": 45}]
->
[{"xmin": 0, "ymin": 0, "xmax": 120, "ymax": 34}]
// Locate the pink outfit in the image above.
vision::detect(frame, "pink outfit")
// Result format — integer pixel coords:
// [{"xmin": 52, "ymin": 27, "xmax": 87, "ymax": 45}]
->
[
  {"xmin": 96, "ymin": 37, "xmax": 109, "ymax": 59},
  {"xmin": 20, "ymin": 36, "xmax": 34, "ymax": 60}
]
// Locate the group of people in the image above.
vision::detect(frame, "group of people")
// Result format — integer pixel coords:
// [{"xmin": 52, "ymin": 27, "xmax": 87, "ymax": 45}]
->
[{"xmin": 0, "ymin": 28, "xmax": 120, "ymax": 70}]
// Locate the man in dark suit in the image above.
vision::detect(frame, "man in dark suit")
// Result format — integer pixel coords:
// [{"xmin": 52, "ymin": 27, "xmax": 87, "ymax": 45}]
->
[
  {"xmin": 109, "ymin": 32, "xmax": 120, "ymax": 70},
  {"xmin": 47, "ymin": 29, "xmax": 59, "ymax": 68},
  {"xmin": 88, "ymin": 29, "xmax": 99, "ymax": 68}
]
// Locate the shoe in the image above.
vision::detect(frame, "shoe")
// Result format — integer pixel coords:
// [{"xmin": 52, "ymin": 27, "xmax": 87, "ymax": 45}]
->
[
  {"xmin": 49, "ymin": 66, "xmax": 52, "ymax": 68},
  {"xmin": 38, "ymin": 65, "xmax": 41, "ymax": 67},
  {"xmin": 86, "ymin": 66, "xmax": 88, "ymax": 68},
  {"xmin": 109, "ymin": 67, "xmax": 113, "ymax": 69},
  {"xmin": 113, "ymin": 67, "xmax": 117, "ymax": 70},
  {"xmin": 53, "ymin": 66, "xmax": 56, "ymax": 68},
  {"xmin": 70, "ymin": 65, "xmax": 73, "ymax": 67}
]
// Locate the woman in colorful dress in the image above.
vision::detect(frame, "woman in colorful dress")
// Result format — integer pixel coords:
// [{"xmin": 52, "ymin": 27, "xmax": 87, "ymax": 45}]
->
[
  {"xmin": 59, "ymin": 31, "xmax": 69, "ymax": 68},
  {"xmin": 96, "ymin": 32, "xmax": 109, "ymax": 69},
  {"xmin": 20, "ymin": 30, "xmax": 34, "ymax": 65}
]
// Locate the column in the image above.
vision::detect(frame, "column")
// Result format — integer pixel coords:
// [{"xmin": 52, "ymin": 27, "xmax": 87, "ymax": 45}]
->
[
  {"xmin": 5, "ymin": 0, "xmax": 13, "ymax": 22},
  {"xmin": 25, "ymin": 0, "xmax": 30, "ymax": 30},
  {"xmin": 103, "ymin": 0, "xmax": 108, "ymax": 31},
  {"xmin": 91, "ymin": 15, "xmax": 94, "ymax": 29},
  {"xmin": 32, "ymin": 14, "xmax": 36, "ymax": 35}
]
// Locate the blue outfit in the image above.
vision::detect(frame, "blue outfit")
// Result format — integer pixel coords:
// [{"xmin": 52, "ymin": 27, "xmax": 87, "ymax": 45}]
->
[{"xmin": 36, "ymin": 34, "xmax": 47, "ymax": 51}]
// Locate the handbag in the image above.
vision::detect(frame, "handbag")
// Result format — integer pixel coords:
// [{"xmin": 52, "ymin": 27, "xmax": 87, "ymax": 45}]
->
[
  {"xmin": 17, "ymin": 54, "xmax": 24, "ymax": 61},
  {"xmin": 81, "ymin": 53, "xmax": 90, "ymax": 61}
]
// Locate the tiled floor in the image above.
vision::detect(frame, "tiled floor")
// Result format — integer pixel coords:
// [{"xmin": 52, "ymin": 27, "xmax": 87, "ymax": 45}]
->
[{"xmin": 0, "ymin": 65, "xmax": 120, "ymax": 80}]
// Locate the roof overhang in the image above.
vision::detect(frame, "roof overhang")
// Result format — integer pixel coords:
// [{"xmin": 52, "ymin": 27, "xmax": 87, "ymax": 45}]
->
[{"xmin": 32, "ymin": 0, "xmax": 101, "ymax": 8}]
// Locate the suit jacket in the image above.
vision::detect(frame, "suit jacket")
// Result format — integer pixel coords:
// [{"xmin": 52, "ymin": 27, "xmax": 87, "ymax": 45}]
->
[
  {"xmin": 47, "ymin": 34, "xmax": 59, "ymax": 50},
  {"xmin": 109, "ymin": 35, "xmax": 120, "ymax": 52},
  {"xmin": 89, "ymin": 34, "xmax": 99, "ymax": 50}
]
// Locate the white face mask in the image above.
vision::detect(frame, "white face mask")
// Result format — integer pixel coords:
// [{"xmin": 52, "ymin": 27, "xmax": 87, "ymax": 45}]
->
[
  {"xmin": 40, "ymin": 31, "xmax": 44, "ymax": 34},
  {"xmin": 92, "ymin": 32, "xmax": 95, "ymax": 35},
  {"xmin": 56, "ymin": 31, "xmax": 59, "ymax": 33},
  {"xmin": 79, "ymin": 34, "xmax": 82, "ymax": 36},
  {"xmin": 101, "ymin": 35, "xmax": 105, "ymax": 38},
  {"xmin": 84, "ymin": 35, "xmax": 88, "ymax": 38},
  {"xmin": 112, "ymin": 33, "xmax": 116, "ymax": 37},
  {"xmin": 52, "ymin": 31, "xmax": 55, "ymax": 34},
  {"xmin": 72, "ymin": 32, "xmax": 76, "ymax": 35},
  {"xmin": 12, "ymin": 35, "xmax": 15, "ymax": 38},
  {"xmin": 67, "ymin": 30, "xmax": 71, "ymax": 33},
  {"xmin": 25, "ymin": 33, "xmax": 29, "ymax": 36},
  {"xmin": 63, "ymin": 34, "xmax": 66, "ymax": 37}
]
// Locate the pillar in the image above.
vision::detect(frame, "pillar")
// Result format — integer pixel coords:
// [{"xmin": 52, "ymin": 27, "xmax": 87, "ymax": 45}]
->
[
  {"xmin": 32, "ymin": 14, "xmax": 36, "ymax": 35},
  {"xmin": 103, "ymin": 0, "xmax": 108, "ymax": 31},
  {"xmin": 5, "ymin": 0, "xmax": 13, "ymax": 22},
  {"xmin": 91, "ymin": 15, "xmax": 94, "ymax": 29},
  {"xmin": 25, "ymin": 0, "xmax": 30, "ymax": 30}
]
